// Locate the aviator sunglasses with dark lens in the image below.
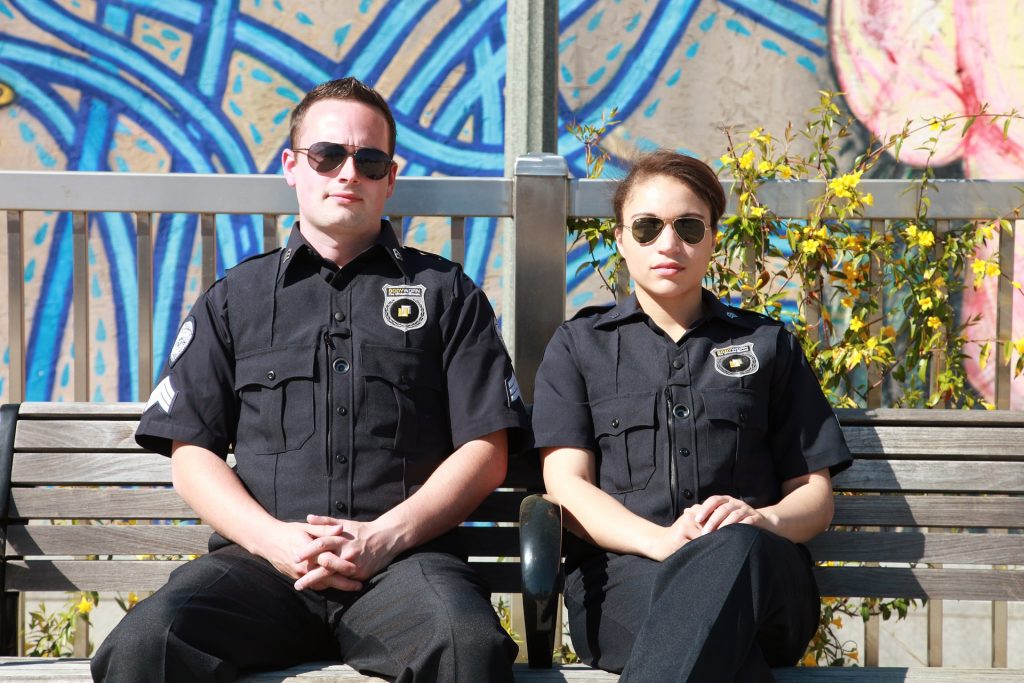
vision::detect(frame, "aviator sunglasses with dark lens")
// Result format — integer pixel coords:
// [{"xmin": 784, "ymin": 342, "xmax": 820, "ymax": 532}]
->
[
  {"xmin": 292, "ymin": 141, "xmax": 393, "ymax": 180},
  {"xmin": 629, "ymin": 216, "xmax": 710, "ymax": 245}
]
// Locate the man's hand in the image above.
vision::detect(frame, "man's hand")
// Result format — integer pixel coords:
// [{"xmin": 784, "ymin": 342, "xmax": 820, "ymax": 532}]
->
[
  {"xmin": 291, "ymin": 515, "xmax": 397, "ymax": 592},
  {"xmin": 253, "ymin": 519, "xmax": 362, "ymax": 590},
  {"xmin": 694, "ymin": 495, "xmax": 766, "ymax": 535}
]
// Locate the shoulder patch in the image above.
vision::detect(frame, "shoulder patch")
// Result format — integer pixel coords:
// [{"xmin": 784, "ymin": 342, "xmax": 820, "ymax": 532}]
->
[{"xmin": 168, "ymin": 317, "xmax": 195, "ymax": 367}]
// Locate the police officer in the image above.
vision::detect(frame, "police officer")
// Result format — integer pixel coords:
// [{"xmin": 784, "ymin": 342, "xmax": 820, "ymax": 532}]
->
[
  {"xmin": 532, "ymin": 151, "xmax": 852, "ymax": 682},
  {"xmin": 92, "ymin": 78, "xmax": 528, "ymax": 683}
]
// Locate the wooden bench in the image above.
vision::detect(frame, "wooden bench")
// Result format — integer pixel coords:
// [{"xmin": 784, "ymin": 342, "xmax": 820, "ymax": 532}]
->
[
  {"xmin": 0, "ymin": 404, "xmax": 1022, "ymax": 681},
  {"xmin": 519, "ymin": 408, "xmax": 1024, "ymax": 682}
]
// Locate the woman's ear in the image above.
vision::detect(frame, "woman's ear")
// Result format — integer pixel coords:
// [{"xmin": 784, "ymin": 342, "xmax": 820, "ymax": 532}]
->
[{"xmin": 614, "ymin": 224, "xmax": 623, "ymax": 247}]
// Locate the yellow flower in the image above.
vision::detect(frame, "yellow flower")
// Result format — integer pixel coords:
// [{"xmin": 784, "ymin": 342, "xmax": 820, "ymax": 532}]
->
[
  {"xmin": 985, "ymin": 262, "xmax": 1001, "ymax": 278},
  {"xmin": 840, "ymin": 296, "xmax": 853, "ymax": 308},
  {"xmin": 827, "ymin": 170, "xmax": 863, "ymax": 199},
  {"xmin": 848, "ymin": 650, "xmax": 860, "ymax": 662},
  {"xmin": 719, "ymin": 153, "xmax": 734, "ymax": 167},
  {"xmin": 866, "ymin": 336, "xmax": 878, "ymax": 350},
  {"xmin": 800, "ymin": 239, "xmax": 821, "ymax": 255},
  {"xmin": 126, "ymin": 592, "xmax": 140, "ymax": 609},
  {"xmin": 917, "ymin": 230, "xmax": 935, "ymax": 248},
  {"xmin": 929, "ymin": 118, "xmax": 942, "ymax": 131},
  {"xmin": 801, "ymin": 653, "xmax": 818, "ymax": 667},
  {"xmin": 918, "ymin": 295, "xmax": 933, "ymax": 311},
  {"xmin": 815, "ymin": 227, "xmax": 828, "ymax": 239},
  {"xmin": 1013, "ymin": 280, "xmax": 1022, "ymax": 289},
  {"xmin": 849, "ymin": 317, "xmax": 864, "ymax": 333},
  {"xmin": 77, "ymin": 596, "xmax": 94, "ymax": 615},
  {"xmin": 749, "ymin": 206, "xmax": 766, "ymax": 218},
  {"xmin": 1013, "ymin": 338, "xmax": 1024, "ymax": 356},
  {"xmin": 777, "ymin": 164, "xmax": 794, "ymax": 179},
  {"xmin": 738, "ymin": 150, "xmax": 755, "ymax": 170},
  {"xmin": 972, "ymin": 260, "xmax": 987, "ymax": 276},
  {"xmin": 757, "ymin": 160, "xmax": 774, "ymax": 174},
  {"xmin": 927, "ymin": 316, "xmax": 941, "ymax": 329},
  {"xmin": 882, "ymin": 325, "xmax": 896, "ymax": 339},
  {"xmin": 861, "ymin": 192, "xmax": 874, "ymax": 206},
  {"xmin": 749, "ymin": 127, "xmax": 771, "ymax": 144}
]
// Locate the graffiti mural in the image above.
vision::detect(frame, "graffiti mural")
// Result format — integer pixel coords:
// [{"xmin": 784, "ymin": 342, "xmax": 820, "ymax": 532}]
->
[
  {"xmin": 1, "ymin": 0, "xmax": 866, "ymax": 402},
  {"xmin": 831, "ymin": 0, "xmax": 1024, "ymax": 406}
]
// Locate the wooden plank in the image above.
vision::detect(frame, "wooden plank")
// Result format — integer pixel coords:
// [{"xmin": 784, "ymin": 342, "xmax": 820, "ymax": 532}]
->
[
  {"xmin": 833, "ymin": 460, "xmax": 1024, "ymax": 493},
  {"xmin": 832, "ymin": 495, "xmax": 1024, "ymax": 528},
  {"xmin": 4, "ymin": 524, "xmax": 212, "ymax": 557},
  {"xmin": 10, "ymin": 488, "xmax": 197, "ymax": 519},
  {"xmin": 11, "ymin": 453, "xmax": 171, "ymax": 485},
  {"xmin": 16, "ymin": 403, "xmax": 144, "ymax": 418},
  {"xmin": 835, "ymin": 408, "xmax": 1024, "ymax": 427},
  {"xmin": 814, "ymin": 567, "xmax": 1024, "ymax": 601},
  {"xmin": 773, "ymin": 668, "xmax": 1024, "ymax": 682},
  {"xmin": 13, "ymin": 421, "xmax": 141, "ymax": 451},
  {"xmin": 806, "ymin": 530, "xmax": 1024, "ymax": 564},
  {"xmin": 841, "ymin": 426, "xmax": 1024, "ymax": 459},
  {"xmin": 4, "ymin": 560, "xmax": 186, "ymax": 591}
]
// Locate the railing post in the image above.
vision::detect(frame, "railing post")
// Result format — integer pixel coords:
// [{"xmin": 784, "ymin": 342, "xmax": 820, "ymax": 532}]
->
[
  {"xmin": 504, "ymin": 154, "xmax": 568, "ymax": 404},
  {"xmin": 503, "ymin": 0, "xmax": 559, "ymax": 174},
  {"xmin": 4, "ymin": 212, "xmax": 24, "ymax": 403}
]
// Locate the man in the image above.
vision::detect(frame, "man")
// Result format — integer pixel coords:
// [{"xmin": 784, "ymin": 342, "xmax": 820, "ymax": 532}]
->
[{"xmin": 92, "ymin": 77, "xmax": 528, "ymax": 683}]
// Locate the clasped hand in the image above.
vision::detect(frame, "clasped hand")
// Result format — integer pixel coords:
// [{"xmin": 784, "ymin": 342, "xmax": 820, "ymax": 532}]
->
[
  {"xmin": 651, "ymin": 495, "xmax": 765, "ymax": 561},
  {"xmin": 263, "ymin": 515, "xmax": 397, "ymax": 592}
]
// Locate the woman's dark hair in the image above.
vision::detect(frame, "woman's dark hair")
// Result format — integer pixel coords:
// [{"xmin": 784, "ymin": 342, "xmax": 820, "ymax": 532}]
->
[
  {"xmin": 289, "ymin": 77, "xmax": 396, "ymax": 155},
  {"xmin": 613, "ymin": 150, "xmax": 726, "ymax": 228}
]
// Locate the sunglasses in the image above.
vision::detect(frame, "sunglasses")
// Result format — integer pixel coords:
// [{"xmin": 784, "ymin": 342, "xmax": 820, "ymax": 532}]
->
[
  {"xmin": 627, "ymin": 216, "xmax": 710, "ymax": 245},
  {"xmin": 291, "ymin": 142, "xmax": 393, "ymax": 180}
]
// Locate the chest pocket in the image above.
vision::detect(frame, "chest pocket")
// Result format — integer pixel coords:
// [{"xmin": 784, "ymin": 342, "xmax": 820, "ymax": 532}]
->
[
  {"xmin": 591, "ymin": 392, "xmax": 659, "ymax": 494},
  {"xmin": 702, "ymin": 389, "xmax": 771, "ymax": 495},
  {"xmin": 361, "ymin": 344, "xmax": 445, "ymax": 452},
  {"xmin": 234, "ymin": 345, "xmax": 317, "ymax": 455}
]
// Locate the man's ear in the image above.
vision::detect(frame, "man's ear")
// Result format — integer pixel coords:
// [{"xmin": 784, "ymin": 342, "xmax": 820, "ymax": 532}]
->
[
  {"xmin": 282, "ymin": 148, "xmax": 298, "ymax": 187},
  {"xmin": 384, "ymin": 160, "xmax": 398, "ymax": 198}
]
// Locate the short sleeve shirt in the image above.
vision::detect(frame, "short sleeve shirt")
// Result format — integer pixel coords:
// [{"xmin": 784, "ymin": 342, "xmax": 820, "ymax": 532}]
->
[
  {"xmin": 136, "ymin": 222, "xmax": 529, "ymax": 531},
  {"xmin": 533, "ymin": 289, "xmax": 851, "ymax": 533}
]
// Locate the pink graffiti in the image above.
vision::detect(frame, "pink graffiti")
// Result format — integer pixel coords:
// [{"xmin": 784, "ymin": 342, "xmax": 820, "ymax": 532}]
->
[{"xmin": 831, "ymin": 0, "xmax": 1024, "ymax": 407}]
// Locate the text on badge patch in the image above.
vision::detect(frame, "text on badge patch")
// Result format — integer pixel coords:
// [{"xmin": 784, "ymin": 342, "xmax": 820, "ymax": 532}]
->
[
  {"xmin": 382, "ymin": 284, "xmax": 427, "ymax": 331},
  {"xmin": 711, "ymin": 342, "xmax": 759, "ymax": 378}
]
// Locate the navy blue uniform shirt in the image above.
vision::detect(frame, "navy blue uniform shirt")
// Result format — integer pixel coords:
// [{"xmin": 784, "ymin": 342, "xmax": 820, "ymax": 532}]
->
[
  {"xmin": 137, "ymin": 222, "xmax": 529, "ymax": 546},
  {"xmin": 532, "ymin": 289, "xmax": 851, "ymax": 565}
]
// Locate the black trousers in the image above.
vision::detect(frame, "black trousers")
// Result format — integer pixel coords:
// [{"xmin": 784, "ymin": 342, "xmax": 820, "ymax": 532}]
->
[
  {"xmin": 91, "ymin": 545, "xmax": 517, "ymax": 683},
  {"xmin": 564, "ymin": 524, "xmax": 819, "ymax": 683}
]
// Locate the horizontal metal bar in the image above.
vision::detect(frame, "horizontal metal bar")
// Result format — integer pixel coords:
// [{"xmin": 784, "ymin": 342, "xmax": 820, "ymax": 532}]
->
[
  {"xmin": 0, "ymin": 172, "xmax": 513, "ymax": 217},
  {"xmin": 570, "ymin": 178, "xmax": 1024, "ymax": 220}
]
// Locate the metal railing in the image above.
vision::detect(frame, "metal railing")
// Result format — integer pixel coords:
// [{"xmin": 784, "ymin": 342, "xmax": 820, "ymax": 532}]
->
[{"xmin": 1, "ymin": 161, "xmax": 1022, "ymax": 667}]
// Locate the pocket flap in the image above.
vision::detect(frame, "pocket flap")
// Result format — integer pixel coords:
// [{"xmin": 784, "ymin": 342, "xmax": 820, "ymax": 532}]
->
[
  {"xmin": 702, "ymin": 389, "xmax": 766, "ymax": 428},
  {"xmin": 592, "ymin": 392, "xmax": 658, "ymax": 437},
  {"xmin": 234, "ymin": 345, "xmax": 316, "ymax": 390},
  {"xmin": 361, "ymin": 344, "xmax": 441, "ymax": 389}
]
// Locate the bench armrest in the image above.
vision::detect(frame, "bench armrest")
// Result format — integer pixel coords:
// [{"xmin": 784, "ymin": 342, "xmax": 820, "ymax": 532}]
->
[{"xmin": 518, "ymin": 493, "xmax": 562, "ymax": 669}]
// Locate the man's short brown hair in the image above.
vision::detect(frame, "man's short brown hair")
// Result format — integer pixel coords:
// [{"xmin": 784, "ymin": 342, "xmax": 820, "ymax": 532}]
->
[{"xmin": 289, "ymin": 77, "xmax": 397, "ymax": 155}]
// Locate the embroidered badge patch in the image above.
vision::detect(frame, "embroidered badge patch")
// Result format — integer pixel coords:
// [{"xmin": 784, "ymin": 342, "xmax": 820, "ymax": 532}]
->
[
  {"xmin": 168, "ymin": 317, "xmax": 195, "ymax": 367},
  {"xmin": 145, "ymin": 376, "xmax": 177, "ymax": 414},
  {"xmin": 382, "ymin": 284, "xmax": 427, "ymax": 331},
  {"xmin": 711, "ymin": 342, "xmax": 759, "ymax": 378}
]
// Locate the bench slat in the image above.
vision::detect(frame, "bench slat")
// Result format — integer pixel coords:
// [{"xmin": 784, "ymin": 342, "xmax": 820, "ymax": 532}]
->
[
  {"xmin": 12, "ymin": 453, "xmax": 171, "ymax": 485},
  {"xmin": 18, "ymin": 402, "xmax": 144, "ymax": 418},
  {"xmin": 774, "ymin": 667, "xmax": 1024, "ymax": 682},
  {"xmin": 832, "ymin": 495, "xmax": 1024, "ymax": 528},
  {"xmin": 815, "ymin": 566, "xmax": 1024, "ymax": 601},
  {"xmin": 4, "ymin": 525, "xmax": 523, "ymax": 558},
  {"xmin": 833, "ymin": 460, "xmax": 1024, "ymax": 493},
  {"xmin": 842, "ymin": 425, "xmax": 1024, "ymax": 459},
  {"xmin": 807, "ymin": 530, "xmax": 1024, "ymax": 564},
  {"xmin": 13, "ymin": 421, "xmax": 140, "ymax": 452}
]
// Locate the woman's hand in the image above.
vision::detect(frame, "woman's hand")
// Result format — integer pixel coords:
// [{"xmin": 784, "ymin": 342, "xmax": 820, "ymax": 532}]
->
[
  {"xmin": 647, "ymin": 505, "xmax": 704, "ymax": 561},
  {"xmin": 694, "ymin": 495, "xmax": 768, "ymax": 535}
]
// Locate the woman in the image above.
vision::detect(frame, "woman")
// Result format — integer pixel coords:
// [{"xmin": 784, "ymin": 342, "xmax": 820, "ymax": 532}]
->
[{"xmin": 532, "ymin": 150, "xmax": 852, "ymax": 682}]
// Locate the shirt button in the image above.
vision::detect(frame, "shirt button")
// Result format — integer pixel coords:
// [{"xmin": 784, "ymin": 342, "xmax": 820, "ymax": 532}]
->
[
  {"xmin": 611, "ymin": 418, "xmax": 620, "ymax": 429},
  {"xmin": 336, "ymin": 454, "xmax": 348, "ymax": 464},
  {"xmin": 266, "ymin": 370, "xmax": 276, "ymax": 381},
  {"xmin": 672, "ymin": 404, "xmax": 690, "ymax": 419},
  {"xmin": 672, "ymin": 359, "xmax": 683, "ymax": 369},
  {"xmin": 332, "ymin": 358, "xmax": 350, "ymax": 374},
  {"xmin": 739, "ymin": 410, "xmax": 747, "ymax": 421},
  {"xmin": 334, "ymin": 500, "xmax": 347, "ymax": 513},
  {"xmin": 683, "ymin": 489, "xmax": 693, "ymax": 499},
  {"xmin": 336, "ymin": 405, "xmax": 348, "ymax": 416},
  {"xmin": 678, "ymin": 447, "xmax": 690, "ymax": 457},
  {"xmin": 334, "ymin": 311, "xmax": 345, "ymax": 322}
]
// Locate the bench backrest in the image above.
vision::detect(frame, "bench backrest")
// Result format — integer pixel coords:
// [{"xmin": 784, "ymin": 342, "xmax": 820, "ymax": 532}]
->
[
  {"xmin": 0, "ymin": 402, "xmax": 541, "ymax": 595},
  {"xmin": 1, "ymin": 403, "xmax": 1021, "ymax": 602},
  {"xmin": 815, "ymin": 408, "xmax": 1024, "ymax": 601}
]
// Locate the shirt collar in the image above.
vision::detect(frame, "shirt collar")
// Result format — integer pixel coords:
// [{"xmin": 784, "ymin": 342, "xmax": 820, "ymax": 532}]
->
[
  {"xmin": 279, "ymin": 220, "xmax": 410, "ymax": 281},
  {"xmin": 593, "ymin": 288, "xmax": 763, "ymax": 331}
]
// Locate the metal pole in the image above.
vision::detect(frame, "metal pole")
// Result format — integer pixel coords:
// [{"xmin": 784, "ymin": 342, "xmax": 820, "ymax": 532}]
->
[{"xmin": 504, "ymin": 0, "xmax": 559, "ymax": 174}]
